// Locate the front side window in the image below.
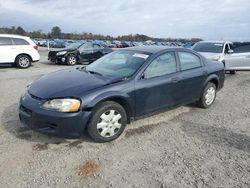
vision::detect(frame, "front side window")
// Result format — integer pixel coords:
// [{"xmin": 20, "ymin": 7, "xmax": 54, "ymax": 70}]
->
[
  {"xmin": 144, "ymin": 52, "xmax": 177, "ymax": 79},
  {"xmin": 0, "ymin": 37, "xmax": 12, "ymax": 46},
  {"xmin": 12, "ymin": 38, "xmax": 29, "ymax": 45},
  {"xmin": 79, "ymin": 42, "xmax": 93, "ymax": 51},
  {"xmin": 233, "ymin": 42, "xmax": 250, "ymax": 53},
  {"xmin": 178, "ymin": 52, "xmax": 201, "ymax": 71},
  {"xmin": 93, "ymin": 44, "xmax": 103, "ymax": 49}
]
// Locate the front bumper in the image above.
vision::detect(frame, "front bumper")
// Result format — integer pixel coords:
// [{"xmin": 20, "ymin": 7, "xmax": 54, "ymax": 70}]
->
[
  {"xmin": 48, "ymin": 55, "xmax": 66, "ymax": 64},
  {"xmin": 19, "ymin": 92, "xmax": 92, "ymax": 138}
]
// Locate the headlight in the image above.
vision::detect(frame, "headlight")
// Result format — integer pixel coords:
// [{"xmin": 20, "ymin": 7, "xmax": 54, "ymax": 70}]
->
[
  {"xmin": 41, "ymin": 99, "xmax": 81, "ymax": 112},
  {"xmin": 56, "ymin": 51, "xmax": 67, "ymax": 56}
]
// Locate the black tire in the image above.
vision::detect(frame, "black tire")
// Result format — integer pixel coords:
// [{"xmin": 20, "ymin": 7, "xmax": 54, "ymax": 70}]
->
[
  {"xmin": 197, "ymin": 82, "xmax": 217, "ymax": 109},
  {"xmin": 67, "ymin": 54, "xmax": 77, "ymax": 66},
  {"xmin": 229, "ymin": 70, "xmax": 236, "ymax": 75},
  {"xmin": 87, "ymin": 101, "xmax": 127, "ymax": 143},
  {"xmin": 15, "ymin": 55, "xmax": 31, "ymax": 69}
]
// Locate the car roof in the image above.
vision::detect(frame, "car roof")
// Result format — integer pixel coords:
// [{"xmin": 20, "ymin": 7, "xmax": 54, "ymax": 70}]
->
[
  {"xmin": 0, "ymin": 34, "xmax": 29, "ymax": 39},
  {"xmin": 197, "ymin": 41, "xmax": 232, "ymax": 44},
  {"xmin": 123, "ymin": 46, "xmax": 181, "ymax": 54}
]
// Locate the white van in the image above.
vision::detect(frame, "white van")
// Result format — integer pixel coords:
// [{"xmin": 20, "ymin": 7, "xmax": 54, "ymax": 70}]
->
[{"xmin": 0, "ymin": 34, "xmax": 40, "ymax": 68}]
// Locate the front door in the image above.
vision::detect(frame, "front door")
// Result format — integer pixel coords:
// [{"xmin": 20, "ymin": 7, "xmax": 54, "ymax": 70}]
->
[
  {"xmin": 135, "ymin": 52, "xmax": 180, "ymax": 116},
  {"xmin": 225, "ymin": 43, "xmax": 250, "ymax": 70},
  {"xmin": 0, "ymin": 37, "xmax": 14, "ymax": 63},
  {"xmin": 79, "ymin": 42, "xmax": 94, "ymax": 63}
]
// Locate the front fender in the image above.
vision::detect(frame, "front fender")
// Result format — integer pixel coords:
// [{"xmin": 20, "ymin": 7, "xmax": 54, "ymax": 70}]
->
[{"xmin": 82, "ymin": 91, "xmax": 135, "ymax": 117}]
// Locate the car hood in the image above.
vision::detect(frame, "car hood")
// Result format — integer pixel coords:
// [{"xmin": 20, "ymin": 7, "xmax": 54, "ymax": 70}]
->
[
  {"xmin": 198, "ymin": 52, "xmax": 221, "ymax": 59},
  {"xmin": 28, "ymin": 68, "xmax": 120, "ymax": 99}
]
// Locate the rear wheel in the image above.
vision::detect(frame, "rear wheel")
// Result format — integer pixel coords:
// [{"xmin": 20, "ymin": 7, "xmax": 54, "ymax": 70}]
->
[
  {"xmin": 87, "ymin": 101, "xmax": 127, "ymax": 142},
  {"xmin": 197, "ymin": 82, "xmax": 217, "ymax": 108},
  {"xmin": 15, "ymin": 55, "xmax": 31, "ymax": 69},
  {"xmin": 67, "ymin": 54, "xmax": 77, "ymax": 66}
]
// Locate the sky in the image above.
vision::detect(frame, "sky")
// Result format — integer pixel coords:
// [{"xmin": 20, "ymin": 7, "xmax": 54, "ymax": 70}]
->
[{"xmin": 0, "ymin": 0, "xmax": 250, "ymax": 40}]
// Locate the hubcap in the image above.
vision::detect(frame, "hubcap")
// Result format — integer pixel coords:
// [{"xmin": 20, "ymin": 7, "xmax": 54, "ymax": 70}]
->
[
  {"xmin": 19, "ymin": 57, "xmax": 29, "ymax": 67},
  {"xmin": 205, "ymin": 87, "xmax": 216, "ymax": 105},
  {"xmin": 97, "ymin": 110, "xmax": 122, "ymax": 138},
  {"xmin": 69, "ymin": 56, "xmax": 76, "ymax": 65}
]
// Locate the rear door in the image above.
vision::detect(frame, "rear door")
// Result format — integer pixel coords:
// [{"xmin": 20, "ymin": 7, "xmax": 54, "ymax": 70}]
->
[
  {"xmin": 177, "ymin": 51, "xmax": 207, "ymax": 104},
  {"xmin": 225, "ymin": 43, "xmax": 250, "ymax": 70},
  {"xmin": 0, "ymin": 37, "xmax": 14, "ymax": 63},
  {"xmin": 11, "ymin": 37, "xmax": 31, "ymax": 60},
  {"xmin": 135, "ymin": 51, "xmax": 180, "ymax": 116}
]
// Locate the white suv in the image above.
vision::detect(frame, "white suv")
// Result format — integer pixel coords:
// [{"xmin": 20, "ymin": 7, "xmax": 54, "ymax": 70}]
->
[{"xmin": 0, "ymin": 34, "xmax": 40, "ymax": 68}]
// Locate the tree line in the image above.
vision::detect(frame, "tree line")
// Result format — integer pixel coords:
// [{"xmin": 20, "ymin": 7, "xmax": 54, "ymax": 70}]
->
[{"xmin": 0, "ymin": 26, "xmax": 202, "ymax": 43}]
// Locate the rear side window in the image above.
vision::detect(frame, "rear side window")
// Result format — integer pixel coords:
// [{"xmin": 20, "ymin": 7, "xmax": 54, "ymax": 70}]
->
[
  {"xmin": 0, "ymin": 37, "xmax": 12, "ymax": 46},
  {"xmin": 12, "ymin": 38, "xmax": 29, "ymax": 45},
  {"xmin": 233, "ymin": 43, "xmax": 250, "ymax": 53},
  {"xmin": 178, "ymin": 52, "xmax": 201, "ymax": 71}
]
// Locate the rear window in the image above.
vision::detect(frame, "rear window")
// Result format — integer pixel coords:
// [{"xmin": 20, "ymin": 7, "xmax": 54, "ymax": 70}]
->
[
  {"xmin": 0, "ymin": 37, "xmax": 13, "ymax": 46},
  {"xmin": 12, "ymin": 38, "xmax": 29, "ymax": 45}
]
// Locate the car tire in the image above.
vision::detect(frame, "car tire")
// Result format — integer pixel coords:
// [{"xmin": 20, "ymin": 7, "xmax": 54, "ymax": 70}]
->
[
  {"xmin": 87, "ymin": 101, "xmax": 127, "ymax": 143},
  {"xmin": 229, "ymin": 70, "xmax": 236, "ymax": 75},
  {"xmin": 67, "ymin": 54, "xmax": 77, "ymax": 66},
  {"xmin": 197, "ymin": 82, "xmax": 217, "ymax": 109},
  {"xmin": 15, "ymin": 55, "xmax": 31, "ymax": 69}
]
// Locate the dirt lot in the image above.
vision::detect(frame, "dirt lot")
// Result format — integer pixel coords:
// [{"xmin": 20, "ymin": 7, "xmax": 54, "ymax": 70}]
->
[{"xmin": 0, "ymin": 47, "xmax": 250, "ymax": 188}]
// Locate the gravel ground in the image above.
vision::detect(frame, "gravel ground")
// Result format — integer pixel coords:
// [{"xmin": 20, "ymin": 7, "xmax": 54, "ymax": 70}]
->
[{"xmin": 0, "ymin": 47, "xmax": 249, "ymax": 188}]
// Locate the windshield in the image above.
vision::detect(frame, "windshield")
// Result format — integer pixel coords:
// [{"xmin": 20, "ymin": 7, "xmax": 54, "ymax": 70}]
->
[
  {"xmin": 85, "ymin": 50, "xmax": 149, "ymax": 78},
  {"xmin": 193, "ymin": 42, "xmax": 224, "ymax": 53},
  {"xmin": 65, "ymin": 42, "xmax": 84, "ymax": 49}
]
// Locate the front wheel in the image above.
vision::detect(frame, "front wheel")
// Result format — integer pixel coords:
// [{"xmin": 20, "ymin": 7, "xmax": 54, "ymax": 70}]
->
[
  {"xmin": 67, "ymin": 54, "xmax": 77, "ymax": 66},
  {"xmin": 197, "ymin": 82, "xmax": 217, "ymax": 108},
  {"xmin": 87, "ymin": 101, "xmax": 127, "ymax": 142}
]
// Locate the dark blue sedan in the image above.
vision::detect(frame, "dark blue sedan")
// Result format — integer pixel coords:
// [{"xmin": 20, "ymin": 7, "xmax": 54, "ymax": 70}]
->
[{"xmin": 19, "ymin": 46, "xmax": 225, "ymax": 142}]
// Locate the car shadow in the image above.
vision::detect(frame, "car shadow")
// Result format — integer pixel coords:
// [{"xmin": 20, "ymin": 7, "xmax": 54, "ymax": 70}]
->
[
  {"xmin": 0, "ymin": 103, "xmax": 94, "ymax": 145},
  {"xmin": 180, "ymin": 121, "xmax": 250, "ymax": 153}
]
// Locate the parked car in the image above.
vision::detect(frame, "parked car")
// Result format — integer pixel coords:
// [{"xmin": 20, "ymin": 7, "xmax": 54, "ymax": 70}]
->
[
  {"xmin": 0, "ymin": 34, "xmax": 40, "ymax": 68},
  {"xmin": 224, "ymin": 42, "xmax": 250, "ymax": 72},
  {"xmin": 19, "ymin": 46, "xmax": 224, "ymax": 142},
  {"xmin": 192, "ymin": 41, "xmax": 250, "ymax": 74},
  {"xmin": 48, "ymin": 42, "xmax": 112, "ymax": 65}
]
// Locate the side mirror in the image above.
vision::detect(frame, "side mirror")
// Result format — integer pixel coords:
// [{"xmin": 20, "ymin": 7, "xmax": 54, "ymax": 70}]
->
[{"xmin": 228, "ymin": 49, "xmax": 234, "ymax": 54}]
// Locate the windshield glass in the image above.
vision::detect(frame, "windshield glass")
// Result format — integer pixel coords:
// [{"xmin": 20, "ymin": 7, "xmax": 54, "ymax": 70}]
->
[
  {"xmin": 193, "ymin": 42, "xmax": 224, "ymax": 53},
  {"xmin": 65, "ymin": 42, "xmax": 84, "ymax": 49},
  {"xmin": 85, "ymin": 50, "xmax": 149, "ymax": 78}
]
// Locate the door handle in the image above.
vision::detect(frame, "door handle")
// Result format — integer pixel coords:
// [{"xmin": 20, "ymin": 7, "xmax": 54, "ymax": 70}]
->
[{"xmin": 171, "ymin": 77, "xmax": 179, "ymax": 83}]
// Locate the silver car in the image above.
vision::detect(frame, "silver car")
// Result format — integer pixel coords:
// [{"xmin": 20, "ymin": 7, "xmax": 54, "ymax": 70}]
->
[{"xmin": 192, "ymin": 41, "xmax": 250, "ymax": 74}]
